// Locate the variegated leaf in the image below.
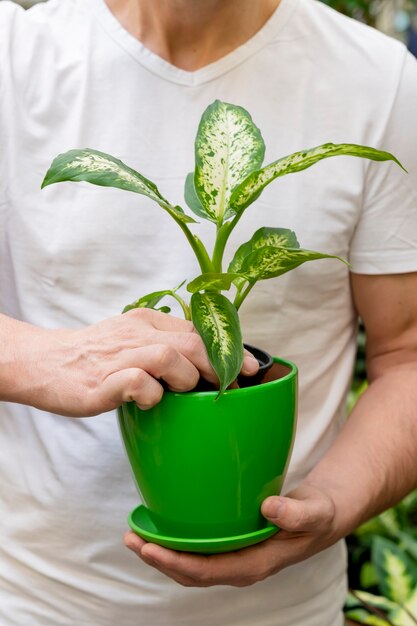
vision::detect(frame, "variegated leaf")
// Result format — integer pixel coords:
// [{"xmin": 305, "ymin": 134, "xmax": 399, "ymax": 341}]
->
[
  {"xmin": 187, "ymin": 273, "xmax": 247, "ymax": 294},
  {"xmin": 42, "ymin": 148, "xmax": 196, "ymax": 225},
  {"xmin": 184, "ymin": 172, "xmax": 213, "ymax": 222},
  {"xmin": 194, "ymin": 100, "xmax": 265, "ymax": 223},
  {"xmin": 191, "ymin": 292, "xmax": 243, "ymax": 396},
  {"xmin": 390, "ymin": 585, "xmax": 417, "ymax": 626},
  {"xmin": 344, "ymin": 608, "xmax": 392, "ymax": 626},
  {"xmin": 372, "ymin": 537, "xmax": 417, "ymax": 605},
  {"xmin": 237, "ymin": 246, "xmax": 348, "ymax": 282},
  {"xmin": 348, "ymin": 590, "xmax": 398, "ymax": 613},
  {"xmin": 228, "ymin": 227, "xmax": 300, "ymax": 275},
  {"xmin": 230, "ymin": 143, "xmax": 405, "ymax": 214}
]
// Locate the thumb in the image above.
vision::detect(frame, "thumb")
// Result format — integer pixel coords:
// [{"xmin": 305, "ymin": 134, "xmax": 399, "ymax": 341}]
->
[{"xmin": 261, "ymin": 494, "xmax": 326, "ymax": 533}]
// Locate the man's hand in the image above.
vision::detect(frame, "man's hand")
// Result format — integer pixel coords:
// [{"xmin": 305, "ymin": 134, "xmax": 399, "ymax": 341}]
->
[
  {"xmin": 0, "ymin": 309, "xmax": 259, "ymax": 417},
  {"xmin": 124, "ymin": 483, "xmax": 338, "ymax": 587}
]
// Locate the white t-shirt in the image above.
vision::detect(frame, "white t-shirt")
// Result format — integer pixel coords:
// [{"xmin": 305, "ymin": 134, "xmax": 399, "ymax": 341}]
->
[{"xmin": 1, "ymin": 0, "xmax": 417, "ymax": 624}]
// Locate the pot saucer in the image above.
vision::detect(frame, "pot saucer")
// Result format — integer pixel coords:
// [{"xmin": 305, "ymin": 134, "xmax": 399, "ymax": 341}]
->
[{"xmin": 128, "ymin": 505, "xmax": 279, "ymax": 554}]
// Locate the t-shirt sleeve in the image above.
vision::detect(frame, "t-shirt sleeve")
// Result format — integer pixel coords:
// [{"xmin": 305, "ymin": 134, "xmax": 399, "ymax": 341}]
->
[{"xmin": 349, "ymin": 50, "xmax": 417, "ymax": 274}]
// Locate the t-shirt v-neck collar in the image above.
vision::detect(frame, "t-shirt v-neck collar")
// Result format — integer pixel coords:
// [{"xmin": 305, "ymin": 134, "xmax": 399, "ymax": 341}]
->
[{"xmin": 90, "ymin": 0, "xmax": 299, "ymax": 86}]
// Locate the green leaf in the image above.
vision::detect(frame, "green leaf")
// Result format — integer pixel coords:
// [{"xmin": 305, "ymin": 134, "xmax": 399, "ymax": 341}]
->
[
  {"xmin": 372, "ymin": 537, "xmax": 417, "ymax": 604},
  {"xmin": 123, "ymin": 281, "xmax": 187, "ymax": 316},
  {"xmin": 347, "ymin": 379, "xmax": 369, "ymax": 414},
  {"xmin": 123, "ymin": 289, "xmax": 176, "ymax": 313},
  {"xmin": 356, "ymin": 518, "xmax": 388, "ymax": 540},
  {"xmin": 187, "ymin": 272, "xmax": 247, "ymax": 294},
  {"xmin": 401, "ymin": 490, "xmax": 417, "ymax": 516},
  {"xmin": 42, "ymin": 148, "xmax": 196, "ymax": 225},
  {"xmin": 344, "ymin": 608, "xmax": 392, "ymax": 625},
  {"xmin": 184, "ymin": 172, "xmax": 213, "ymax": 222},
  {"xmin": 378, "ymin": 508, "xmax": 405, "ymax": 538},
  {"xmin": 190, "ymin": 292, "xmax": 243, "ymax": 396},
  {"xmin": 228, "ymin": 227, "xmax": 300, "ymax": 275},
  {"xmin": 230, "ymin": 143, "xmax": 405, "ymax": 214},
  {"xmin": 194, "ymin": 100, "xmax": 265, "ymax": 224},
  {"xmin": 390, "ymin": 586, "xmax": 417, "ymax": 626},
  {"xmin": 397, "ymin": 531, "xmax": 417, "ymax": 563},
  {"xmin": 361, "ymin": 562, "xmax": 381, "ymax": 589},
  {"xmin": 237, "ymin": 246, "xmax": 348, "ymax": 282},
  {"xmin": 169, "ymin": 205, "xmax": 196, "ymax": 225}
]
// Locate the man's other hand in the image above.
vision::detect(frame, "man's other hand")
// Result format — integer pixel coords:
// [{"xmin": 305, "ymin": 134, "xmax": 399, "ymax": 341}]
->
[
  {"xmin": 124, "ymin": 483, "xmax": 338, "ymax": 587},
  {"xmin": 1, "ymin": 309, "xmax": 259, "ymax": 416}
]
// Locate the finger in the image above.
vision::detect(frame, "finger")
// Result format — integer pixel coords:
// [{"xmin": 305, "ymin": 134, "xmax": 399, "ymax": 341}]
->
[
  {"xmin": 124, "ymin": 531, "xmax": 147, "ymax": 551},
  {"xmin": 241, "ymin": 350, "xmax": 260, "ymax": 376},
  {"xmin": 138, "ymin": 540, "xmax": 274, "ymax": 587},
  {"xmin": 125, "ymin": 535, "xmax": 198, "ymax": 586},
  {"xmin": 102, "ymin": 367, "xmax": 164, "ymax": 410},
  {"xmin": 126, "ymin": 527, "xmax": 318, "ymax": 586},
  {"xmin": 261, "ymin": 493, "xmax": 334, "ymax": 533},
  {"xmin": 157, "ymin": 330, "xmax": 218, "ymax": 384},
  {"xmin": 113, "ymin": 344, "xmax": 200, "ymax": 392},
  {"xmin": 126, "ymin": 309, "xmax": 258, "ymax": 380}
]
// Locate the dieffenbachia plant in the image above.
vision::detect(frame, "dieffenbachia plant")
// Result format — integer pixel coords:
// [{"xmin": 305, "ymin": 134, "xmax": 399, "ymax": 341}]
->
[{"xmin": 42, "ymin": 100, "xmax": 404, "ymax": 395}]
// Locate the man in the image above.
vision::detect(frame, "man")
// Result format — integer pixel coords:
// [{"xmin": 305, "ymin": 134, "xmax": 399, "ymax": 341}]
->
[{"xmin": 0, "ymin": 0, "xmax": 416, "ymax": 625}]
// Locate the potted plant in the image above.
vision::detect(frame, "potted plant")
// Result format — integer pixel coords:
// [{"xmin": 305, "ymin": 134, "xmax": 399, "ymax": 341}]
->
[{"xmin": 42, "ymin": 100, "xmax": 401, "ymax": 553}]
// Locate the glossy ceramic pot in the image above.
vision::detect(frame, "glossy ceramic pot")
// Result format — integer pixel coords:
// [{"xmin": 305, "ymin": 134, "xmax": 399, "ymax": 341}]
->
[{"xmin": 118, "ymin": 357, "xmax": 297, "ymax": 553}]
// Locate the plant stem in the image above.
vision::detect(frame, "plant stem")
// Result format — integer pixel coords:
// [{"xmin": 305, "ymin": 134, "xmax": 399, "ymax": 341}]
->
[
  {"xmin": 170, "ymin": 292, "xmax": 191, "ymax": 320},
  {"xmin": 234, "ymin": 281, "xmax": 255, "ymax": 310},
  {"xmin": 175, "ymin": 218, "xmax": 214, "ymax": 273},
  {"xmin": 211, "ymin": 224, "xmax": 227, "ymax": 272},
  {"xmin": 193, "ymin": 234, "xmax": 215, "ymax": 273},
  {"xmin": 212, "ymin": 212, "xmax": 243, "ymax": 272}
]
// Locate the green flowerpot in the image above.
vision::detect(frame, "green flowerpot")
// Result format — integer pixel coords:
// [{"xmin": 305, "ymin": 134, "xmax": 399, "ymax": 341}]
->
[{"xmin": 118, "ymin": 357, "xmax": 297, "ymax": 553}]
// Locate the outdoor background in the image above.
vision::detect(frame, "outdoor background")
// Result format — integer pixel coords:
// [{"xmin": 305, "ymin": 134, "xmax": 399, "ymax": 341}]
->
[{"xmin": 5, "ymin": 1, "xmax": 417, "ymax": 624}]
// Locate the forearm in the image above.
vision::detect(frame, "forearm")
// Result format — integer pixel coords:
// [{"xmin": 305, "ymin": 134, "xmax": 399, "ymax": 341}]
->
[
  {"xmin": 305, "ymin": 364, "xmax": 417, "ymax": 539},
  {"xmin": 0, "ymin": 313, "xmax": 52, "ymax": 404}
]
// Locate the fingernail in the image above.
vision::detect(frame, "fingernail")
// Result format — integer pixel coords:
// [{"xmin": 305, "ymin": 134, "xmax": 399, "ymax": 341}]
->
[
  {"xmin": 274, "ymin": 501, "xmax": 285, "ymax": 518},
  {"xmin": 264, "ymin": 498, "xmax": 285, "ymax": 519}
]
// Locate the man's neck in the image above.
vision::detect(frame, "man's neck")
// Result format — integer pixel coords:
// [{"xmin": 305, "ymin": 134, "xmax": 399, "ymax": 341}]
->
[{"xmin": 105, "ymin": 0, "xmax": 280, "ymax": 71}]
